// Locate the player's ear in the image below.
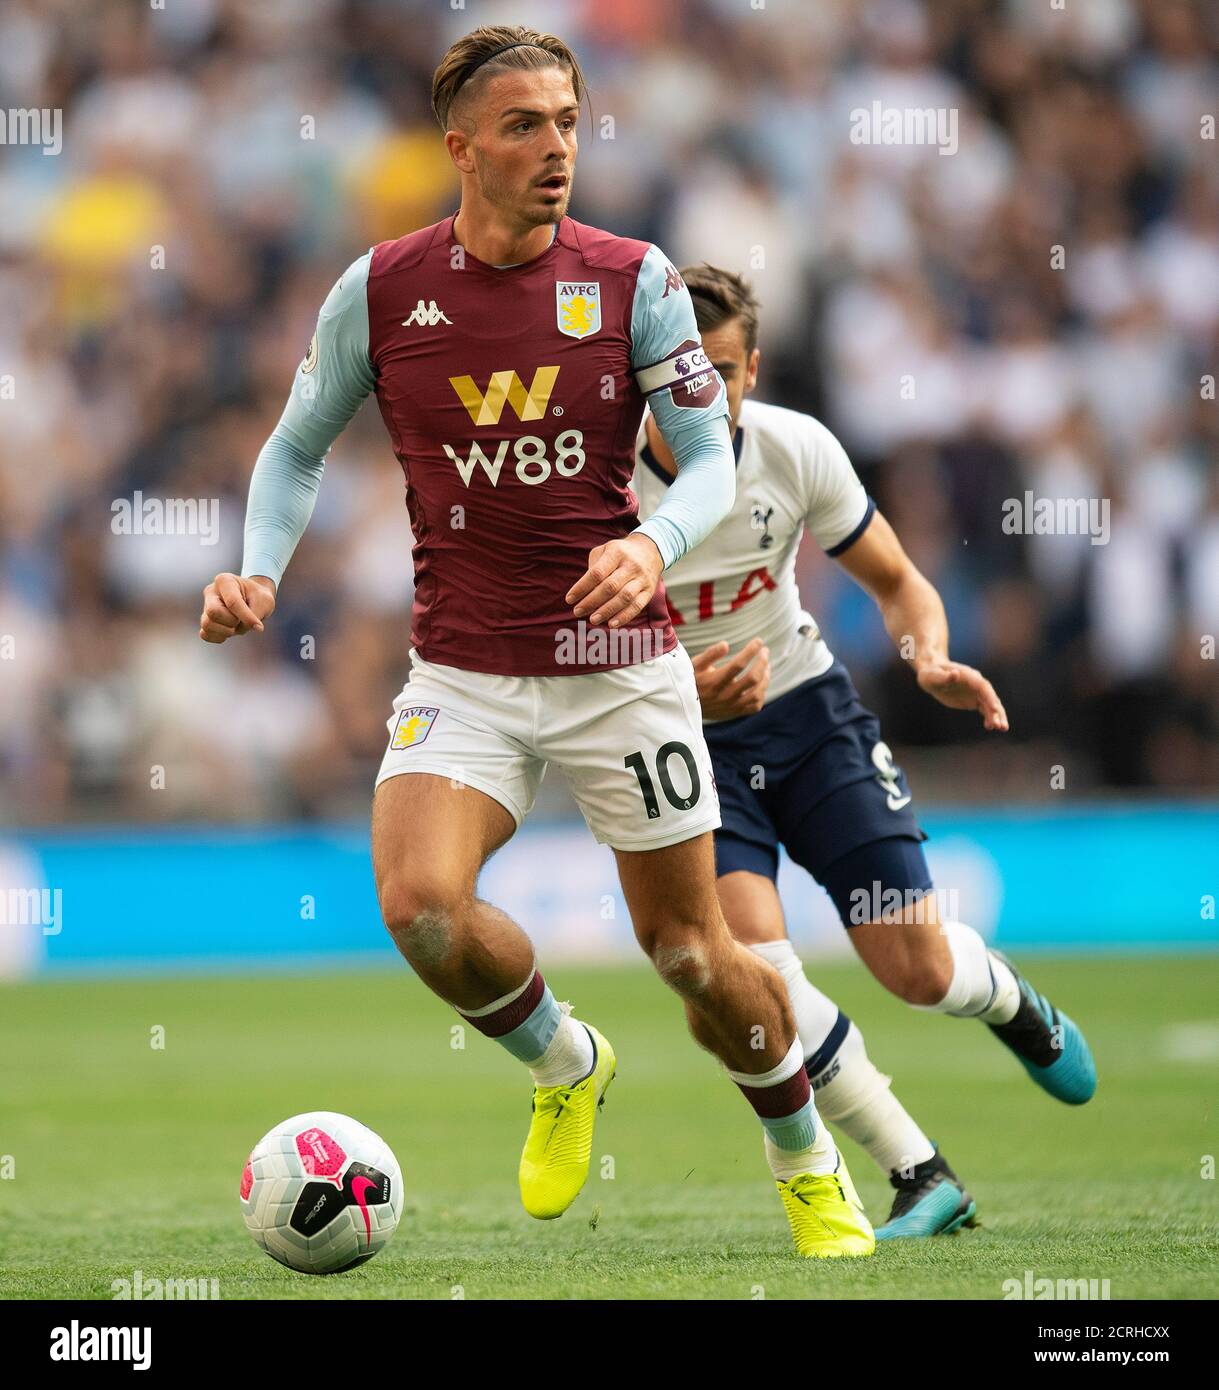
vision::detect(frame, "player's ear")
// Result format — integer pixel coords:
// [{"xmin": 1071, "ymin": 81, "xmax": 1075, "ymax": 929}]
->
[
  {"xmin": 746, "ymin": 347, "xmax": 760, "ymax": 392},
  {"xmin": 444, "ymin": 128, "xmax": 475, "ymax": 175}
]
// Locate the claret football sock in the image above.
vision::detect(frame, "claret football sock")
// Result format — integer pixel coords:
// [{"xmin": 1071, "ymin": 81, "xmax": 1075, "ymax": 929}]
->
[
  {"xmin": 457, "ymin": 967, "xmax": 595, "ymax": 1084},
  {"xmin": 749, "ymin": 939, "xmax": 935, "ymax": 1176},
  {"xmin": 727, "ymin": 1038, "xmax": 838, "ymax": 1178}
]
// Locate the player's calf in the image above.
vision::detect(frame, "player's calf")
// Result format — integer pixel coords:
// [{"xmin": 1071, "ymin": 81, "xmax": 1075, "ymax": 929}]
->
[
  {"xmin": 876, "ymin": 950, "xmax": 955, "ymax": 1008},
  {"xmin": 372, "ymin": 774, "xmax": 614, "ymax": 1218},
  {"xmin": 373, "ymin": 772, "xmax": 526, "ymax": 1002},
  {"xmin": 618, "ymin": 838, "xmax": 873, "ymax": 1255},
  {"xmin": 856, "ymin": 907, "xmax": 1096, "ymax": 1105},
  {"xmin": 637, "ymin": 910, "xmax": 792, "ymax": 1072}
]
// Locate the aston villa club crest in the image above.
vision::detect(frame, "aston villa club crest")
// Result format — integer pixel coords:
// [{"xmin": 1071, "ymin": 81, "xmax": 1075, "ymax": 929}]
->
[
  {"xmin": 389, "ymin": 706, "xmax": 438, "ymax": 750},
  {"xmin": 556, "ymin": 280, "xmax": 601, "ymax": 339}
]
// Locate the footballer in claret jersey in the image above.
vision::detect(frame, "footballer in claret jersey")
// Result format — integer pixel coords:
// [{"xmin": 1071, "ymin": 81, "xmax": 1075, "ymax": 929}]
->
[{"xmin": 200, "ymin": 26, "xmax": 874, "ymax": 1258}]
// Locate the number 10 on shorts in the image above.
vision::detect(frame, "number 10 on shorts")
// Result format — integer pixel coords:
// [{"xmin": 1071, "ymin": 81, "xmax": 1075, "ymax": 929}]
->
[{"xmin": 625, "ymin": 743, "xmax": 702, "ymax": 819}]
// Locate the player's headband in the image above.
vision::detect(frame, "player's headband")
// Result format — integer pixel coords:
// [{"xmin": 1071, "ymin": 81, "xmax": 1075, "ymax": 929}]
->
[{"xmin": 452, "ymin": 41, "xmax": 551, "ymax": 101}]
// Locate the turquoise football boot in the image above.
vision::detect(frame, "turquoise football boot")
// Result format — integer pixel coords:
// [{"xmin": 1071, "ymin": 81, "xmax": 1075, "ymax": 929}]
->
[
  {"xmin": 875, "ymin": 1148, "xmax": 978, "ymax": 1241},
  {"xmin": 988, "ymin": 952, "xmax": 1096, "ymax": 1105}
]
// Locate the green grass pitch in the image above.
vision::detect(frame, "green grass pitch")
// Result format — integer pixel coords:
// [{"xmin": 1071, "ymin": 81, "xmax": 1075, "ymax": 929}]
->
[{"xmin": 1, "ymin": 955, "xmax": 1216, "ymax": 1300}]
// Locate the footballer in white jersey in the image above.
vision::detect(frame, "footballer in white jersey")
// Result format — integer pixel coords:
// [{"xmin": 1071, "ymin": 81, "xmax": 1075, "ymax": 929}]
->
[
  {"xmin": 633, "ymin": 264, "xmax": 1097, "ymax": 1240},
  {"xmin": 633, "ymin": 394, "xmax": 875, "ymax": 717}
]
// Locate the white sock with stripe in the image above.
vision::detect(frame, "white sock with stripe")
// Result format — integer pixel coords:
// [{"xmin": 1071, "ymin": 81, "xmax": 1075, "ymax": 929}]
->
[
  {"xmin": 916, "ymin": 920, "xmax": 1021, "ymax": 1024},
  {"xmin": 813, "ymin": 1022, "xmax": 935, "ymax": 1176}
]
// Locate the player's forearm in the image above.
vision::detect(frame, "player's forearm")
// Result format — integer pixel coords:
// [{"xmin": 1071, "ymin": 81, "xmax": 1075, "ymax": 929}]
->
[
  {"xmin": 238, "ymin": 251, "xmax": 374, "ymax": 586},
  {"xmin": 634, "ymin": 412, "xmax": 735, "ymax": 568},
  {"xmin": 875, "ymin": 568, "xmax": 950, "ymax": 671},
  {"xmin": 240, "ymin": 424, "xmax": 327, "ymax": 587}
]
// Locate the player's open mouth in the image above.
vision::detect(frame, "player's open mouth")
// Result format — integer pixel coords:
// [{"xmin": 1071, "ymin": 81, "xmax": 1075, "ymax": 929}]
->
[{"xmin": 537, "ymin": 175, "xmax": 568, "ymax": 192}]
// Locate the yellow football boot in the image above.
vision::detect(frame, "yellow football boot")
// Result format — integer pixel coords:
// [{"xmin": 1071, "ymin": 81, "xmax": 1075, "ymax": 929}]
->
[
  {"xmin": 519, "ymin": 1024, "xmax": 616, "ymax": 1220},
  {"xmin": 777, "ymin": 1158, "xmax": 876, "ymax": 1258}
]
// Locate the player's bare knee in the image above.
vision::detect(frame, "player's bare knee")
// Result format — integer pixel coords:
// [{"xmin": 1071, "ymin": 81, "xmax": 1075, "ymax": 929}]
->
[
  {"xmin": 651, "ymin": 941, "xmax": 712, "ymax": 997},
  {"xmin": 381, "ymin": 883, "xmax": 458, "ymax": 967},
  {"xmin": 398, "ymin": 907, "xmax": 456, "ymax": 968}
]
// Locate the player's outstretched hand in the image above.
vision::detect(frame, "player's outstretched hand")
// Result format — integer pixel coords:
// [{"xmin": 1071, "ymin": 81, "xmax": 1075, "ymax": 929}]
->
[
  {"xmin": 692, "ymin": 639, "xmax": 771, "ymax": 720},
  {"xmin": 199, "ymin": 573, "xmax": 276, "ymax": 643},
  {"xmin": 567, "ymin": 534, "xmax": 664, "ymax": 628},
  {"xmin": 916, "ymin": 659, "xmax": 1008, "ymax": 731}
]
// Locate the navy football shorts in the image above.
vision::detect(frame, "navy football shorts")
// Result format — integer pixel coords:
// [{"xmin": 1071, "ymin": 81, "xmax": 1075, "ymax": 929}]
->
[{"xmin": 703, "ymin": 660, "xmax": 933, "ymax": 927}]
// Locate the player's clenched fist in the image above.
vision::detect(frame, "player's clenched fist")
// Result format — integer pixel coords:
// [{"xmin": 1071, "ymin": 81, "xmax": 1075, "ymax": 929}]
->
[
  {"xmin": 567, "ymin": 534, "xmax": 664, "ymax": 629},
  {"xmin": 199, "ymin": 573, "xmax": 277, "ymax": 643}
]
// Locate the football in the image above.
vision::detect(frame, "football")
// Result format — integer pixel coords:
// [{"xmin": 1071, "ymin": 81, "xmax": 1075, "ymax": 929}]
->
[{"xmin": 239, "ymin": 1111, "xmax": 403, "ymax": 1275}]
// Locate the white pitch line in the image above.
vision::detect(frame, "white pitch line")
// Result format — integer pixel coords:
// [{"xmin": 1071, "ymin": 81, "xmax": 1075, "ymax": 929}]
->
[{"xmin": 1160, "ymin": 1023, "xmax": 1219, "ymax": 1063}]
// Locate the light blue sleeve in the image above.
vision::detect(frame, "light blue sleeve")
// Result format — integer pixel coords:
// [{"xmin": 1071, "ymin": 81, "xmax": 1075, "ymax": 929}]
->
[
  {"xmin": 628, "ymin": 245, "xmax": 734, "ymax": 568},
  {"xmin": 241, "ymin": 252, "xmax": 375, "ymax": 584}
]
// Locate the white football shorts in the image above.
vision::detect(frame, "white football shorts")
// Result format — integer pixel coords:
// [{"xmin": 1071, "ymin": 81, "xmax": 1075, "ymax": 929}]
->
[{"xmin": 375, "ymin": 645, "xmax": 721, "ymax": 851}]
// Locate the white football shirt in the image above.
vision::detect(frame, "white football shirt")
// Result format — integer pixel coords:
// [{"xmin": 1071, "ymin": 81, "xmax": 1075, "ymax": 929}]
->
[{"xmin": 632, "ymin": 398, "xmax": 874, "ymax": 720}]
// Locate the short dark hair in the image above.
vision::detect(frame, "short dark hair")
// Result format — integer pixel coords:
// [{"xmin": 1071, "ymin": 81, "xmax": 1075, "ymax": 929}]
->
[
  {"xmin": 432, "ymin": 25, "xmax": 587, "ymax": 132},
  {"xmin": 680, "ymin": 263, "xmax": 760, "ymax": 355}
]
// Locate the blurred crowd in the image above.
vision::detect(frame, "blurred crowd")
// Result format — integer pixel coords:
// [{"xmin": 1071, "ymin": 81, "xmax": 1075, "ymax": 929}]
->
[{"xmin": 0, "ymin": 0, "xmax": 1217, "ymax": 825}]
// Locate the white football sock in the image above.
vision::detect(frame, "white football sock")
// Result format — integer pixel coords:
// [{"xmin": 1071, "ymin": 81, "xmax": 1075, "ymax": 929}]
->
[
  {"xmin": 749, "ymin": 939, "xmax": 840, "ymax": 1057},
  {"xmin": 527, "ymin": 1003, "xmax": 595, "ymax": 1087},
  {"xmin": 764, "ymin": 1117, "xmax": 839, "ymax": 1181},
  {"xmin": 812, "ymin": 1022, "xmax": 935, "ymax": 1176},
  {"xmin": 915, "ymin": 919, "xmax": 1021, "ymax": 1023},
  {"xmin": 980, "ymin": 950, "xmax": 1021, "ymax": 1024}
]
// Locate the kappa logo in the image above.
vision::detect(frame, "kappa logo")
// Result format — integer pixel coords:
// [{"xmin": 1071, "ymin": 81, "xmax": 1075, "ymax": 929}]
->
[
  {"xmin": 556, "ymin": 280, "xmax": 601, "ymax": 338},
  {"xmin": 661, "ymin": 263, "xmax": 684, "ymax": 298},
  {"xmin": 402, "ymin": 299, "xmax": 452, "ymax": 327},
  {"xmin": 448, "ymin": 366, "xmax": 560, "ymax": 426}
]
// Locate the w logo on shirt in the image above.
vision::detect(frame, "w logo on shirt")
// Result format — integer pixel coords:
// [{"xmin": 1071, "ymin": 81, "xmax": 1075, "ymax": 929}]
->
[
  {"xmin": 402, "ymin": 300, "xmax": 452, "ymax": 327},
  {"xmin": 449, "ymin": 366, "xmax": 560, "ymax": 426}
]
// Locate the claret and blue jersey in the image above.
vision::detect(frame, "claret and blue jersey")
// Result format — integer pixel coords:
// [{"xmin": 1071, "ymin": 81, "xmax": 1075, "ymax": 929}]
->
[{"xmin": 241, "ymin": 213, "xmax": 736, "ymax": 676}]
